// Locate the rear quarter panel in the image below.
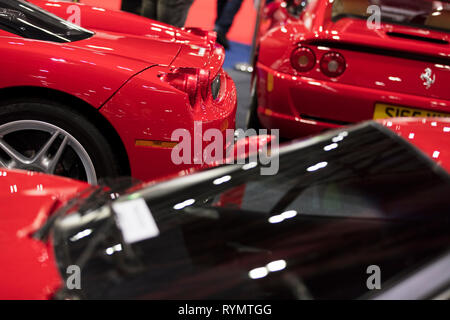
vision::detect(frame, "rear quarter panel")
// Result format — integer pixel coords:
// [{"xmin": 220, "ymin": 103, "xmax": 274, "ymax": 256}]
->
[{"xmin": 0, "ymin": 30, "xmax": 147, "ymax": 108}]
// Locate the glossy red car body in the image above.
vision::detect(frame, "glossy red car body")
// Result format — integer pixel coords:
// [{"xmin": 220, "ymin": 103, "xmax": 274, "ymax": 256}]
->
[
  {"xmin": 254, "ymin": 0, "xmax": 450, "ymax": 138},
  {"xmin": 0, "ymin": 169, "xmax": 89, "ymax": 299},
  {"xmin": 77, "ymin": 0, "xmax": 122, "ymax": 10},
  {"xmin": 0, "ymin": 0, "xmax": 236, "ymax": 181},
  {"xmin": 0, "ymin": 117, "xmax": 449, "ymax": 299}
]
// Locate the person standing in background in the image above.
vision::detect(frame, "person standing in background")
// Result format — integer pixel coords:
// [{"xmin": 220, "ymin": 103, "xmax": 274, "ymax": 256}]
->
[
  {"xmin": 121, "ymin": 0, "xmax": 194, "ymax": 28},
  {"xmin": 215, "ymin": 0, "xmax": 244, "ymax": 49},
  {"xmin": 121, "ymin": 0, "xmax": 142, "ymax": 15},
  {"xmin": 141, "ymin": 0, "xmax": 195, "ymax": 28}
]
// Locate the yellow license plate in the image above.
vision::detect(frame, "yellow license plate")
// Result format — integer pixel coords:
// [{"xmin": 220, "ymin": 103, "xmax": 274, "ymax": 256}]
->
[{"xmin": 373, "ymin": 104, "xmax": 450, "ymax": 120}]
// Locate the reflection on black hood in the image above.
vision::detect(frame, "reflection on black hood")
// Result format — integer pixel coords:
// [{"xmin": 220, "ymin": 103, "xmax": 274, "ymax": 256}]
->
[{"xmin": 52, "ymin": 122, "xmax": 450, "ymax": 300}]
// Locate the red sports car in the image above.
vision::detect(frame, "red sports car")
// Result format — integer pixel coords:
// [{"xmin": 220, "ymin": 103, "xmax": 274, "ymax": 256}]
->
[
  {"xmin": 0, "ymin": 117, "xmax": 449, "ymax": 299},
  {"xmin": 249, "ymin": 0, "xmax": 450, "ymax": 138},
  {"xmin": 0, "ymin": 0, "xmax": 237, "ymax": 184}
]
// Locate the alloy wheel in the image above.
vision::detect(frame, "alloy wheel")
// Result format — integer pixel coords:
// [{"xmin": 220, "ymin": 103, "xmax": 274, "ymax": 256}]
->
[{"xmin": 0, "ymin": 120, "xmax": 97, "ymax": 184}]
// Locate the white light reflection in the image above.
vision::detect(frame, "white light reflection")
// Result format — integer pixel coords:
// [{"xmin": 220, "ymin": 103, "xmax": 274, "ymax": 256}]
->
[
  {"xmin": 173, "ymin": 199, "xmax": 195, "ymax": 210},
  {"xmin": 110, "ymin": 193, "xmax": 119, "ymax": 199},
  {"xmin": 86, "ymin": 45, "xmax": 114, "ymax": 51},
  {"xmin": 268, "ymin": 215, "xmax": 284, "ymax": 224},
  {"xmin": 281, "ymin": 210, "xmax": 297, "ymax": 219},
  {"xmin": 249, "ymin": 259, "xmax": 288, "ymax": 279},
  {"xmin": 70, "ymin": 229, "xmax": 92, "ymax": 242},
  {"xmin": 268, "ymin": 210, "xmax": 298, "ymax": 224},
  {"xmin": 248, "ymin": 267, "xmax": 268, "ymax": 279},
  {"xmin": 117, "ymin": 66, "xmax": 133, "ymax": 71},
  {"xmin": 242, "ymin": 162, "xmax": 257, "ymax": 170},
  {"xmin": 388, "ymin": 76, "xmax": 402, "ymax": 82},
  {"xmin": 306, "ymin": 161, "xmax": 328, "ymax": 172},
  {"xmin": 105, "ymin": 244, "xmax": 122, "ymax": 256},
  {"xmin": 213, "ymin": 175, "xmax": 231, "ymax": 185},
  {"xmin": 50, "ymin": 58, "xmax": 67, "ymax": 63},
  {"xmin": 324, "ymin": 143, "xmax": 338, "ymax": 151},
  {"xmin": 267, "ymin": 260, "xmax": 287, "ymax": 272}
]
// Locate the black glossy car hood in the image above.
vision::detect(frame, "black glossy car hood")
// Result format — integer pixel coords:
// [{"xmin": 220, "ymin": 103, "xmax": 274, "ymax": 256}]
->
[{"xmin": 52, "ymin": 123, "xmax": 450, "ymax": 300}]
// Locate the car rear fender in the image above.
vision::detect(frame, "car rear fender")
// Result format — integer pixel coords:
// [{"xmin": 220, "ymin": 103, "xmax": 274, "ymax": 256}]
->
[{"xmin": 0, "ymin": 29, "xmax": 149, "ymax": 108}]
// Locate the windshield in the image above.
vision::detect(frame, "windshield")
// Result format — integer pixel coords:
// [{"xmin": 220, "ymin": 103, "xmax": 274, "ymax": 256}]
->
[
  {"xmin": 52, "ymin": 123, "xmax": 450, "ymax": 299},
  {"xmin": 332, "ymin": 0, "xmax": 450, "ymax": 33},
  {"xmin": 0, "ymin": 0, "xmax": 93, "ymax": 42}
]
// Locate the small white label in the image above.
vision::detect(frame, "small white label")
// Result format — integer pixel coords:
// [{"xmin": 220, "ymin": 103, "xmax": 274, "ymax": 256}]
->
[{"xmin": 113, "ymin": 198, "xmax": 160, "ymax": 244}]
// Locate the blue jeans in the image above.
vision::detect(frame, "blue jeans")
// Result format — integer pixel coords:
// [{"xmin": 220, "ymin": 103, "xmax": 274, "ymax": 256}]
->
[{"xmin": 215, "ymin": 0, "xmax": 244, "ymax": 35}]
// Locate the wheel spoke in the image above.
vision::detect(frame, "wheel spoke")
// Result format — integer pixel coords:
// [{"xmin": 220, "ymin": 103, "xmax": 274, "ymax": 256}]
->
[
  {"xmin": 33, "ymin": 130, "xmax": 60, "ymax": 164},
  {"xmin": 0, "ymin": 120, "xmax": 97, "ymax": 183},
  {"xmin": 0, "ymin": 138, "xmax": 28, "ymax": 165},
  {"xmin": 47, "ymin": 135, "xmax": 69, "ymax": 173}
]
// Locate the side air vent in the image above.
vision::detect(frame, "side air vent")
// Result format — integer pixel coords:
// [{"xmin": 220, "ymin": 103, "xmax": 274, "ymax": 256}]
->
[{"xmin": 386, "ymin": 32, "xmax": 449, "ymax": 45}]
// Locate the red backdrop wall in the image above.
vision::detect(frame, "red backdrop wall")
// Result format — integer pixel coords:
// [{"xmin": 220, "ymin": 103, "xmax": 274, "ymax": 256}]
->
[{"xmin": 77, "ymin": 0, "xmax": 256, "ymax": 44}]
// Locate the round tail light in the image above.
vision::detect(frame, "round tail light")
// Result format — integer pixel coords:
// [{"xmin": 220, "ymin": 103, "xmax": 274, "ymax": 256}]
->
[
  {"xmin": 320, "ymin": 52, "xmax": 346, "ymax": 77},
  {"xmin": 290, "ymin": 46, "xmax": 316, "ymax": 72},
  {"xmin": 161, "ymin": 68, "xmax": 210, "ymax": 107}
]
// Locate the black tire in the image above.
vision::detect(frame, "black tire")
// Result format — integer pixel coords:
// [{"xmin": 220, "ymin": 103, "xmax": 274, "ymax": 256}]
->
[{"xmin": 0, "ymin": 100, "xmax": 121, "ymax": 183}]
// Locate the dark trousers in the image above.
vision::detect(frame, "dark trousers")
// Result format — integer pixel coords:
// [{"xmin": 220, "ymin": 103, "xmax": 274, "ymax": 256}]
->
[
  {"xmin": 215, "ymin": 0, "xmax": 244, "ymax": 35},
  {"xmin": 121, "ymin": 0, "xmax": 142, "ymax": 14},
  {"xmin": 141, "ymin": 0, "xmax": 195, "ymax": 28}
]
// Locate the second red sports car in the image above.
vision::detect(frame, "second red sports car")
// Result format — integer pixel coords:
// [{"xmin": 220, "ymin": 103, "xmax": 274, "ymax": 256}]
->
[
  {"xmin": 0, "ymin": 0, "xmax": 237, "ymax": 184},
  {"xmin": 249, "ymin": 0, "xmax": 450, "ymax": 138}
]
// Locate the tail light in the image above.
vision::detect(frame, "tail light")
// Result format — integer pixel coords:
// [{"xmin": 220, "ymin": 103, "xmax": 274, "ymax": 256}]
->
[
  {"xmin": 161, "ymin": 68, "xmax": 210, "ymax": 106},
  {"xmin": 184, "ymin": 27, "xmax": 217, "ymax": 46},
  {"xmin": 320, "ymin": 52, "xmax": 346, "ymax": 77},
  {"xmin": 290, "ymin": 46, "xmax": 316, "ymax": 72}
]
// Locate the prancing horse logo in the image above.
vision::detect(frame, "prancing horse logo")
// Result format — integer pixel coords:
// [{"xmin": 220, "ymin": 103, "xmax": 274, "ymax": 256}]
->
[{"xmin": 420, "ymin": 68, "xmax": 435, "ymax": 89}]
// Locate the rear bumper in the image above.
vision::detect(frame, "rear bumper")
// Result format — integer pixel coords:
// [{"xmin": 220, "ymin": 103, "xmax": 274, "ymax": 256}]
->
[
  {"xmin": 102, "ymin": 69, "xmax": 237, "ymax": 182},
  {"xmin": 256, "ymin": 63, "xmax": 450, "ymax": 138}
]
